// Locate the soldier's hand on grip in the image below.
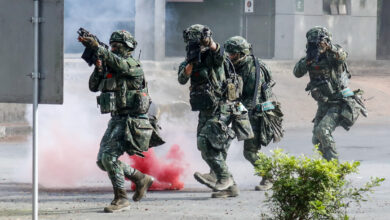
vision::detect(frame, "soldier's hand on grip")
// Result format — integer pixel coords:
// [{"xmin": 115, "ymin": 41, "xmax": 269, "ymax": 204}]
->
[{"xmin": 78, "ymin": 36, "xmax": 99, "ymax": 49}]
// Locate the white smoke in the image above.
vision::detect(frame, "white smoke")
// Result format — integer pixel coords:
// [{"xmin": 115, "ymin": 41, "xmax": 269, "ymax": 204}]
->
[{"xmin": 13, "ymin": 0, "xmax": 263, "ymax": 189}]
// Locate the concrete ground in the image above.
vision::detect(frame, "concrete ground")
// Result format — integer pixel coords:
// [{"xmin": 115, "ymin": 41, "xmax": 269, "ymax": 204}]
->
[{"xmin": 1, "ymin": 124, "xmax": 390, "ymax": 220}]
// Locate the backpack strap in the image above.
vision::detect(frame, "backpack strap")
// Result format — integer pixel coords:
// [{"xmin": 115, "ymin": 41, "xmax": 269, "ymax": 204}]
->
[{"xmin": 251, "ymin": 54, "xmax": 261, "ymax": 111}]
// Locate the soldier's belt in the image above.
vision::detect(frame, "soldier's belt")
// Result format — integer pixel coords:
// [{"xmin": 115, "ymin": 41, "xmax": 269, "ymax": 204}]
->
[
  {"xmin": 219, "ymin": 102, "xmax": 247, "ymax": 115},
  {"xmin": 111, "ymin": 110, "xmax": 148, "ymax": 119}
]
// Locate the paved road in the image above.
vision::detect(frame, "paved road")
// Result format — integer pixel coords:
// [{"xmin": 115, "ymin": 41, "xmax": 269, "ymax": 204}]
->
[{"xmin": 0, "ymin": 124, "xmax": 389, "ymax": 219}]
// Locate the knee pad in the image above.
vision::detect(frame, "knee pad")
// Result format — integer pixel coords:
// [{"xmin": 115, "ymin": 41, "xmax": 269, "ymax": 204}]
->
[{"xmin": 96, "ymin": 160, "xmax": 106, "ymax": 171}]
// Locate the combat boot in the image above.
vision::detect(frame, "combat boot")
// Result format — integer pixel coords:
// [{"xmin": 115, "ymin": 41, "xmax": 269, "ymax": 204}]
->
[
  {"xmin": 214, "ymin": 176, "xmax": 233, "ymax": 191},
  {"xmin": 104, "ymin": 188, "xmax": 130, "ymax": 213},
  {"xmin": 194, "ymin": 171, "xmax": 217, "ymax": 189},
  {"xmin": 211, "ymin": 184, "xmax": 239, "ymax": 198},
  {"xmin": 255, "ymin": 178, "xmax": 273, "ymax": 191},
  {"xmin": 110, "ymin": 187, "xmax": 119, "ymax": 205},
  {"xmin": 129, "ymin": 170, "xmax": 154, "ymax": 202}
]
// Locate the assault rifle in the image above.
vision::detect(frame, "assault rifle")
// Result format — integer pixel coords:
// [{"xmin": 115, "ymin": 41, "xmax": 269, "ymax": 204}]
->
[
  {"xmin": 185, "ymin": 40, "xmax": 202, "ymax": 63},
  {"xmin": 306, "ymin": 31, "xmax": 328, "ymax": 63},
  {"xmin": 184, "ymin": 27, "xmax": 212, "ymax": 63},
  {"xmin": 77, "ymin": 27, "xmax": 109, "ymax": 66}
]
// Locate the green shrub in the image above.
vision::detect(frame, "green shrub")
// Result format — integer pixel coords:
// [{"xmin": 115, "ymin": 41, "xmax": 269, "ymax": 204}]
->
[{"xmin": 255, "ymin": 148, "xmax": 384, "ymax": 220}]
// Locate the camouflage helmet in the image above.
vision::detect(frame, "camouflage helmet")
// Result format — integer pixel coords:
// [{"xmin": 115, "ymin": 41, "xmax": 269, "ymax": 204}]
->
[
  {"xmin": 183, "ymin": 24, "xmax": 212, "ymax": 43},
  {"xmin": 109, "ymin": 30, "xmax": 137, "ymax": 49},
  {"xmin": 224, "ymin": 36, "xmax": 251, "ymax": 55},
  {"xmin": 306, "ymin": 26, "xmax": 332, "ymax": 43}
]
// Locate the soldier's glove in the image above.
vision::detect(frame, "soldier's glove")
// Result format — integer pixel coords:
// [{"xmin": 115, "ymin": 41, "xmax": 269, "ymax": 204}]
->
[
  {"xmin": 79, "ymin": 36, "xmax": 99, "ymax": 49},
  {"xmin": 200, "ymin": 27, "xmax": 212, "ymax": 47},
  {"xmin": 201, "ymin": 37, "xmax": 211, "ymax": 47}
]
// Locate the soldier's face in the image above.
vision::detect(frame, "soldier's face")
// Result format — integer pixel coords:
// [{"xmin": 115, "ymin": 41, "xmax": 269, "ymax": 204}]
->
[
  {"xmin": 228, "ymin": 52, "xmax": 238, "ymax": 60},
  {"xmin": 228, "ymin": 52, "xmax": 241, "ymax": 64},
  {"xmin": 110, "ymin": 42, "xmax": 121, "ymax": 52},
  {"xmin": 318, "ymin": 41, "xmax": 328, "ymax": 54}
]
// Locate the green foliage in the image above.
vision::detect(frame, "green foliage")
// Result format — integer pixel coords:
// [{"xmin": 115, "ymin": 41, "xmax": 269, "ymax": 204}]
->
[{"xmin": 255, "ymin": 148, "xmax": 385, "ymax": 220}]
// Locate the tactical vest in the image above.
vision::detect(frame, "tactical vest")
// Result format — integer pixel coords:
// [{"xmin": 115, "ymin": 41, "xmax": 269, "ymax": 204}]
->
[
  {"xmin": 96, "ymin": 57, "xmax": 151, "ymax": 115},
  {"xmin": 188, "ymin": 52, "xmax": 224, "ymax": 111},
  {"xmin": 306, "ymin": 56, "xmax": 351, "ymax": 102}
]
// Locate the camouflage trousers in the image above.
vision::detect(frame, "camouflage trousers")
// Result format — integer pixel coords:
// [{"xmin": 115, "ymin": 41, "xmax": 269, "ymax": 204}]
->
[
  {"xmin": 243, "ymin": 115, "xmax": 263, "ymax": 166},
  {"xmin": 197, "ymin": 110, "xmax": 235, "ymax": 180},
  {"xmin": 97, "ymin": 115, "xmax": 152, "ymax": 189},
  {"xmin": 312, "ymin": 102, "xmax": 343, "ymax": 161}
]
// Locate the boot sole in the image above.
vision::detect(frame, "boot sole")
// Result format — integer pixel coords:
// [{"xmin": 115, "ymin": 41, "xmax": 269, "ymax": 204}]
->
[
  {"xmin": 211, "ymin": 193, "xmax": 239, "ymax": 198},
  {"xmin": 133, "ymin": 177, "xmax": 154, "ymax": 202},
  {"xmin": 103, "ymin": 205, "xmax": 130, "ymax": 213},
  {"xmin": 193, "ymin": 173, "xmax": 216, "ymax": 189},
  {"xmin": 255, "ymin": 186, "xmax": 272, "ymax": 191}
]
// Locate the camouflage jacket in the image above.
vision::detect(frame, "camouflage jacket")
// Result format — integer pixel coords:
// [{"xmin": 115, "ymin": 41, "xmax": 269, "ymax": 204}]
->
[
  {"xmin": 89, "ymin": 46, "xmax": 145, "ymax": 93},
  {"xmin": 293, "ymin": 44, "xmax": 349, "ymax": 101},
  {"xmin": 178, "ymin": 43, "xmax": 226, "ymax": 98},
  {"xmin": 233, "ymin": 55, "xmax": 273, "ymax": 109}
]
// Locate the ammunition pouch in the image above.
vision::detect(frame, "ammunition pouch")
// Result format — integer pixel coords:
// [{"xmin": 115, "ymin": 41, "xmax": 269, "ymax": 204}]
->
[
  {"xmin": 232, "ymin": 112, "xmax": 254, "ymax": 141},
  {"xmin": 307, "ymin": 80, "xmax": 334, "ymax": 102},
  {"xmin": 226, "ymin": 76, "xmax": 243, "ymax": 101},
  {"xmin": 97, "ymin": 92, "xmax": 117, "ymax": 114},
  {"xmin": 189, "ymin": 84, "xmax": 217, "ymax": 111},
  {"xmin": 97, "ymin": 88, "xmax": 151, "ymax": 115},
  {"xmin": 219, "ymin": 102, "xmax": 253, "ymax": 141},
  {"xmin": 124, "ymin": 117, "xmax": 154, "ymax": 156},
  {"xmin": 339, "ymin": 90, "xmax": 367, "ymax": 130},
  {"xmin": 203, "ymin": 119, "xmax": 236, "ymax": 150},
  {"xmin": 339, "ymin": 98, "xmax": 360, "ymax": 130},
  {"xmin": 98, "ymin": 78, "xmax": 117, "ymax": 92},
  {"xmin": 118, "ymin": 89, "xmax": 151, "ymax": 114},
  {"xmin": 253, "ymin": 101, "xmax": 284, "ymax": 145}
]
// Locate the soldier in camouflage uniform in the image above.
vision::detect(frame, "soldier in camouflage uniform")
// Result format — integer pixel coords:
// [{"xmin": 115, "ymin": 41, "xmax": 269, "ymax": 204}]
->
[
  {"xmin": 294, "ymin": 26, "xmax": 367, "ymax": 161},
  {"xmin": 79, "ymin": 30, "xmax": 164, "ymax": 212},
  {"xmin": 178, "ymin": 24, "xmax": 253, "ymax": 198},
  {"xmin": 223, "ymin": 36, "xmax": 280, "ymax": 191}
]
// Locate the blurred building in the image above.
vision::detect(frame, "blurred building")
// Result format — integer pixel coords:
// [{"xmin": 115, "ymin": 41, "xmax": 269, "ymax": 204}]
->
[
  {"xmin": 136, "ymin": 0, "xmax": 384, "ymax": 60},
  {"xmin": 377, "ymin": 0, "xmax": 390, "ymax": 60},
  {"xmin": 64, "ymin": 0, "xmax": 387, "ymax": 60}
]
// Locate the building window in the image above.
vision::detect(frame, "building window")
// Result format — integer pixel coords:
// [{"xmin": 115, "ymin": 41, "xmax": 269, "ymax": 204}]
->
[{"xmin": 323, "ymin": 0, "xmax": 350, "ymax": 15}]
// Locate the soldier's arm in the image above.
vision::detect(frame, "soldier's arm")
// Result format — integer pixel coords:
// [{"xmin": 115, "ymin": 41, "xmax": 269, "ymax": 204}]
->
[
  {"xmin": 209, "ymin": 43, "xmax": 225, "ymax": 67},
  {"xmin": 178, "ymin": 61, "xmax": 190, "ymax": 85},
  {"xmin": 328, "ymin": 43, "xmax": 348, "ymax": 63},
  {"xmin": 96, "ymin": 46, "xmax": 137, "ymax": 76},
  {"xmin": 88, "ymin": 68, "xmax": 102, "ymax": 92},
  {"xmin": 293, "ymin": 57, "xmax": 309, "ymax": 78}
]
